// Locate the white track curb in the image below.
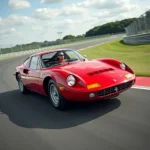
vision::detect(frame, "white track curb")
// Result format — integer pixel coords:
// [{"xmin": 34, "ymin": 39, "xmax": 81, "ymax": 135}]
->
[{"xmin": 132, "ymin": 86, "xmax": 150, "ymax": 90}]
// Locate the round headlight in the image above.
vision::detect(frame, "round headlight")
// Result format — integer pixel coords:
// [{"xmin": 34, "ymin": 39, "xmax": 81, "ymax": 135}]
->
[
  {"xmin": 66, "ymin": 75, "xmax": 76, "ymax": 86},
  {"xmin": 120, "ymin": 63, "xmax": 126, "ymax": 70}
]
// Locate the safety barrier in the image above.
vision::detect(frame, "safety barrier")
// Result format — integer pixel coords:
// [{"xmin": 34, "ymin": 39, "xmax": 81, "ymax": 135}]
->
[{"xmin": 123, "ymin": 33, "xmax": 150, "ymax": 44}]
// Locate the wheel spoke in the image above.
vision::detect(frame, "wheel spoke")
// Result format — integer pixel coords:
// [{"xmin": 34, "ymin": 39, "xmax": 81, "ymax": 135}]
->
[{"xmin": 50, "ymin": 84, "xmax": 59, "ymax": 106}]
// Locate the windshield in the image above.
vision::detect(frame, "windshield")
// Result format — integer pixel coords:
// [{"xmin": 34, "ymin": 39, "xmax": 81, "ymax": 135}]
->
[{"xmin": 41, "ymin": 50, "xmax": 85, "ymax": 68}]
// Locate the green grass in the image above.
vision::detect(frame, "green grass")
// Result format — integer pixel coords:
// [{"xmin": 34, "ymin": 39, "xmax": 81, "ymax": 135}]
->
[{"xmin": 79, "ymin": 40, "xmax": 150, "ymax": 77}]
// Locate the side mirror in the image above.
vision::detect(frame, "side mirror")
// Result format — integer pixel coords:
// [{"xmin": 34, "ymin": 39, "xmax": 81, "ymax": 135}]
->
[
  {"xmin": 83, "ymin": 55, "xmax": 87, "ymax": 58},
  {"xmin": 82, "ymin": 55, "xmax": 88, "ymax": 61}
]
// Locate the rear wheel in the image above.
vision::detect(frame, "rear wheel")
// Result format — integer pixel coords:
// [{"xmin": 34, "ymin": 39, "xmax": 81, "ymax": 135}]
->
[
  {"xmin": 48, "ymin": 79, "xmax": 68, "ymax": 110},
  {"xmin": 17, "ymin": 75, "xmax": 27, "ymax": 94}
]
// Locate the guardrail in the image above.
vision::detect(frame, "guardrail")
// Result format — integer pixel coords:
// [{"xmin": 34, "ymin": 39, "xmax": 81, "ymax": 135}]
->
[{"xmin": 123, "ymin": 33, "xmax": 150, "ymax": 44}]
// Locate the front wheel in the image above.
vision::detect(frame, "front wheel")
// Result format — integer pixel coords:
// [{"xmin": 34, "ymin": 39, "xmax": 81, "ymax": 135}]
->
[{"xmin": 48, "ymin": 80, "xmax": 68, "ymax": 110}]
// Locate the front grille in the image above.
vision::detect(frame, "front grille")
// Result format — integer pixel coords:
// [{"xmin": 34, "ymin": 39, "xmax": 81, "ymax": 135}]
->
[{"xmin": 98, "ymin": 80, "xmax": 134, "ymax": 97}]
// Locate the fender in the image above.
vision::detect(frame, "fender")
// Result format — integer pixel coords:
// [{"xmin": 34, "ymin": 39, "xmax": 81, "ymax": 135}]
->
[{"xmin": 98, "ymin": 58, "xmax": 134, "ymax": 73}]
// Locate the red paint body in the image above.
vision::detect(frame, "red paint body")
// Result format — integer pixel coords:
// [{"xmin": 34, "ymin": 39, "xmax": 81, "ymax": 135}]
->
[{"xmin": 14, "ymin": 49, "xmax": 136, "ymax": 102}]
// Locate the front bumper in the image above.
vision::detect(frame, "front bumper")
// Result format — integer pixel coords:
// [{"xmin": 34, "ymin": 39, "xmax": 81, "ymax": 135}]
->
[{"xmin": 60, "ymin": 79, "xmax": 135, "ymax": 102}]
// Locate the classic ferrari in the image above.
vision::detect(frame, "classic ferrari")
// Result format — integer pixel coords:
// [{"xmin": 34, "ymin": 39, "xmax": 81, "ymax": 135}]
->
[{"xmin": 14, "ymin": 49, "xmax": 136, "ymax": 110}]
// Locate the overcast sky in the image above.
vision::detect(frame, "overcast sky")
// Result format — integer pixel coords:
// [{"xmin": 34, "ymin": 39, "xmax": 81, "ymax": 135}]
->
[{"xmin": 0, "ymin": 0, "xmax": 150, "ymax": 47}]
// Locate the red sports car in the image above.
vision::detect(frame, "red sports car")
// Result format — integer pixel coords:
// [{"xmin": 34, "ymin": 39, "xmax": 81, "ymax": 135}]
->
[{"xmin": 14, "ymin": 49, "xmax": 136, "ymax": 110}]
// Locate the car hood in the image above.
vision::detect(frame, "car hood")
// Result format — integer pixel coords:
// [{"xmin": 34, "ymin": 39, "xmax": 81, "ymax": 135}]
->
[{"xmin": 59, "ymin": 60, "xmax": 129, "ymax": 87}]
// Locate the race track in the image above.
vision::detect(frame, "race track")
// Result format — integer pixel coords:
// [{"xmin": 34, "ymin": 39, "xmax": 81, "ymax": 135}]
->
[{"xmin": 0, "ymin": 35, "xmax": 150, "ymax": 150}]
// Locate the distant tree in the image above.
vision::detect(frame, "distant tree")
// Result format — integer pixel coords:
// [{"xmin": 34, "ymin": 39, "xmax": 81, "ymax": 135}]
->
[
  {"xmin": 56, "ymin": 39, "xmax": 61, "ymax": 41},
  {"xmin": 63, "ymin": 35, "xmax": 75, "ymax": 40},
  {"xmin": 76, "ymin": 34, "xmax": 85, "ymax": 38},
  {"xmin": 85, "ymin": 18, "xmax": 136, "ymax": 37}
]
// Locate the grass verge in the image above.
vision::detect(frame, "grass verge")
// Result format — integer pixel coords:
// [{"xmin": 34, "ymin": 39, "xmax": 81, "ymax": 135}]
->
[{"xmin": 79, "ymin": 40, "xmax": 150, "ymax": 77}]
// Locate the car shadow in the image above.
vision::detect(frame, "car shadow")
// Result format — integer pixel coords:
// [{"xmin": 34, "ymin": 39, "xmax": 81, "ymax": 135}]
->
[{"xmin": 0, "ymin": 90, "xmax": 121, "ymax": 129}]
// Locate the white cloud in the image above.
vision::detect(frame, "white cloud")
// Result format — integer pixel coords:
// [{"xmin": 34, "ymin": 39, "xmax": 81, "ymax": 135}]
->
[
  {"xmin": 55, "ymin": 19, "xmax": 75, "ymax": 29},
  {"xmin": 40, "ymin": 0, "xmax": 64, "ymax": 4},
  {"xmin": 92, "ymin": 10, "xmax": 110, "ymax": 19},
  {"xmin": 76, "ymin": 0, "xmax": 138, "ymax": 15},
  {"xmin": 0, "ymin": 14, "xmax": 34, "ymax": 26},
  {"xmin": 33, "ymin": 0, "xmax": 137, "ymax": 20},
  {"xmin": 33, "ymin": 4, "xmax": 88, "ymax": 20},
  {"xmin": 0, "ymin": 28, "xmax": 16, "ymax": 36},
  {"xmin": 33, "ymin": 8, "xmax": 60, "ymax": 20},
  {"xmin": 0, "ymin": 17, "xmax": 2, "ymax": 24},
  {"xmin": 60, "ymin": 4, "xmax": 87, "ymax": 16},
  {"xmin": 35, "ymin": 19, "xmax": 80, "ymax": 38},
  {"xmin": 77, "ymin": 0, "xmax": 125, "ymax": 9},
  {"xmin": 32, "ymin": 26, "xmax": 43, "ymax": 31},
  {"xmin": 77, "ymin": 1, "xmax": 138, "ymax": 27},
  {"xmin": 44, "ymin": 19, "xmax": 80, "ymax": 30},
  {"xmin": 8, "ymin": 0, "xmax": 30, "ymax": 10},
  {"xmin": 64, "ymin": 19, "xmax": 74, "ymax": 24}
]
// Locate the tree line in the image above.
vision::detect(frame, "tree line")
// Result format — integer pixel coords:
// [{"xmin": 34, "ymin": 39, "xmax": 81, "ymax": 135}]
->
[{"xmin": 85, "ymin": 18, "xmax": 136, "ymax": 37}]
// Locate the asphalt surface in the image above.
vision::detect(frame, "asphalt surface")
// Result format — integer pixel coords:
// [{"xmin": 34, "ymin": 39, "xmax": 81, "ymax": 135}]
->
[{"xmin": 0, "ymin": 35, "xmax": 150, "ymax": 150}]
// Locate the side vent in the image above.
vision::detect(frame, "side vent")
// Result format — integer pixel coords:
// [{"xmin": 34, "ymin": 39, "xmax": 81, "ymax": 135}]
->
[{"xmin": 87, "ymin": 68, "xmax": 114, "ymax": 76}]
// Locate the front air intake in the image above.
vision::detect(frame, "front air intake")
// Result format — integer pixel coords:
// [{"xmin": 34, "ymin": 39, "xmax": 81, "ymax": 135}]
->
[{"xmin": 87, "ymin": 68, "xmax": 114, "ymax": 76}]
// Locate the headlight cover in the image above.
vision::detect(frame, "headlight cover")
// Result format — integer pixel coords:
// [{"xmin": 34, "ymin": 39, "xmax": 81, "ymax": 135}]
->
[
  {"xmin": 120, "ymin": 63, "xmax": 126, "ymax": 70},
  {"xmin": 66, "ymin": 75, "xmax": 76, "ymax": 86}
]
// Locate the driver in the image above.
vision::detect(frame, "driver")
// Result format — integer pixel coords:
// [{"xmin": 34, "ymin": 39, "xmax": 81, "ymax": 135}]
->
[{"xmin": 57, "ymin": 52, "xmax": 67, "ymax": 63}]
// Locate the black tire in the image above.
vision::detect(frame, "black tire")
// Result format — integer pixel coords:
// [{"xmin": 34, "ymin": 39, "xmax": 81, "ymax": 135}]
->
[
  {"xmin": 109, "ymin": 94, "xmax": 119, "ymax": 100},
  {"xmin": 48, "ymin": 79, "xmax": 69, "ymax": 110},
  {"xmin": 17, "ymin": 75, "xmax": 27, "ymax": 94}
]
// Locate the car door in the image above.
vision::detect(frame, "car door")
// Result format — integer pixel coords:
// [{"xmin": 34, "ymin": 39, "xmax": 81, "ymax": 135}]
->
[{"xmin": 26, "ymin": 55, "xmax": 41, "ymax": 93}]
